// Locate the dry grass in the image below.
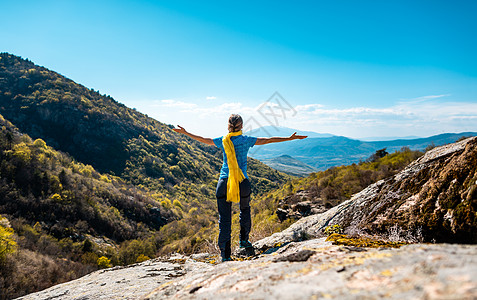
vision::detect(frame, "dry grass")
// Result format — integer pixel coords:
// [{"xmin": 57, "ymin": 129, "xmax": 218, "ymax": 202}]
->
[
  {"xmin": 386, "ymin": 224, "xmax": 424, "ymax": 243},
  {"xmin": 0, "ymin": 249, "xmax": 94, "ymax": 300}
]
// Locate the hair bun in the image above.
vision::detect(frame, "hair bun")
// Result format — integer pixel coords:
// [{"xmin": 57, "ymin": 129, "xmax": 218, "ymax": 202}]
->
[{"xmin": 228, "ymin": 114, "xmax": 243, "ymax": 132}]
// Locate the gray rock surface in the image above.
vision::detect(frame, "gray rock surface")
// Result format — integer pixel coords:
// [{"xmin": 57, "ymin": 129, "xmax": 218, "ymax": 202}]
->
[
  {"xmin": 17, "ymin": 239, "xmax": 477, "ymax": 300},
  {"xmin": 16, "ymin": 255, "xmax": 195, "ymax": 300},
  {"xmin": 145, "ymin": 239, "xmax": 477, "ymax": 300},
  {"xmin": 276, "ymin": 190, "xmax": 332, "ymax": 222}
]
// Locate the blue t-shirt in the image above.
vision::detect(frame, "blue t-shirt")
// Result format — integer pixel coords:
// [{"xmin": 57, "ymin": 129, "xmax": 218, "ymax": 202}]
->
[{"xmin": 213, "ymin": 135, "xmax": 257, "ymax": 179}]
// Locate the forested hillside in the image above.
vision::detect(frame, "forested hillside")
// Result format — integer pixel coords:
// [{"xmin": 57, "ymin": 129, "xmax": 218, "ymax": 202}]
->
[
  {"xmin": 0, "ymin": 53, "xmax": 292, "ymax": 298},
  {"xmin": 0, "ymin": 52, "xmax": 289, "ymax": 194},
  {"xmin": 0, "ymin": 52, "xmax": 291, "ymax": 246},
  {"xmin": 0, "ymin": 114, "xmax": 178, "ymax": 299},
  {"xmin": 257, "ymin": 147, "xmax": 426, "ymax": 223}
]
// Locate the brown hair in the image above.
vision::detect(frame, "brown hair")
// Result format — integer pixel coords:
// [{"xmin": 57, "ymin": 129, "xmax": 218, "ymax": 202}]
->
[{"xmin": 228, "ymin": 114, "xmax": 243, "ymax": 132}]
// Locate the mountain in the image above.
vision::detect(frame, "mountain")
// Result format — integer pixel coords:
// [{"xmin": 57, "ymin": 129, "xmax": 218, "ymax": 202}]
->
[
  {"xmin": 261, "ymin": 155, "xmax": 317, "ymax": 177},
  {"xmin": 0, "ymin": 52, "xmax": 290, "ymax": 222},
  {"xmin": 261, "ymin": 147, "xmax": 424, "ymax": 223},
  {"xmin": 0, "ymin": 114, "xmax": 177, "ymax": 299},
  {"xmin": 0, "ymin": 53, "xmax": 292, "ymax": 298},
  {"xmin": 0, "ymin": 52, "xmax": 291, "ymax": 243},
  {"xmin": 250, "ymin": 135, "xmax": 375, "ymax": 169},
  {"xmin": 0, "ymin": 52, "xmax": 218, "ymax": 178},
  {"xmin": 245, "ymin": 126, "xmax": 333, "ymax": 138},
  {"xmin": 358, "ymin": 135, "xmax": 421, "ymax": 141},
  {"xmin": 0, "ymin": 52, "xmax": 290, "ymax": 187},
  {"xmin": 250, "ymin": 132, "xmax": 477, "ymax": 171},
  {"xmin": 370, "ymin": 132, "xmax": 477, "ymax": 152}
]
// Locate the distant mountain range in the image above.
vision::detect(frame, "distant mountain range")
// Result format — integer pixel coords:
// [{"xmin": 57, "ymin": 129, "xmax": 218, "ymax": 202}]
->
[
  {"xmin": 246, "ymin": 126, "xmax": 334, "ymax": 138},
  {"xmin": 357, "ymin": 135, "xmax": 422, "ymax": 141},
  {"xmin": 260, "ymin": 155, "xmax": 318, "ymax": 177},
  {"xmin": 247, "ymin": 127, "xmax": 477, "ymax": 173}
]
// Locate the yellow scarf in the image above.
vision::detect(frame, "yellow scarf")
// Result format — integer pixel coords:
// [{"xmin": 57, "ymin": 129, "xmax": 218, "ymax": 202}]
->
[{"xmin": 222, "ymin": 131, "xmax": 245, "ymax": 203}]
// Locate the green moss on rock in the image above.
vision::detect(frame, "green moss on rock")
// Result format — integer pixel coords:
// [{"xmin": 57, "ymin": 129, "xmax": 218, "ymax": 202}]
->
[{"xmin": 326, "ymin": 233, "xmax": 407, "ymax": 248}]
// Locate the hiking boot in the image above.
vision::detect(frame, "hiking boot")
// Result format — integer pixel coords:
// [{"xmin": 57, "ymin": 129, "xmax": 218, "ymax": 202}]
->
[
  {"xmin": 239, "ymin": 240, "xmax": 253, "ymax": 249},
  {"xmin": 221, "ymin": 257, "xmax": 233, "ymax": 262},
  {"xmin": 220, "ymin": 241, "xmax": 231, "ymax": 262}
]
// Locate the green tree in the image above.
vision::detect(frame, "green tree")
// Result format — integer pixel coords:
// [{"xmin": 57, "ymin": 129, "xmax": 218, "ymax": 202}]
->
[
  {"xmin": 367, "ymin": 148, "xmax": 389, "ymax": 162},
  {"xmin": 0, "ymin": 217, "xmax": 17, "ymax": 262}
]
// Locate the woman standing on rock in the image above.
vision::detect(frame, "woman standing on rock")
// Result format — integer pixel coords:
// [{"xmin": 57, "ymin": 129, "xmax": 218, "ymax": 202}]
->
[{"xmin": 174, "ymin": 114, "xmax": 307, "ymax": 261}]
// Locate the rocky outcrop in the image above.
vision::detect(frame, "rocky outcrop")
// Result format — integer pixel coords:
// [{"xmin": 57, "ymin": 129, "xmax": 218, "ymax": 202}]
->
[
  {"xmin": 15, "ymin": 255, "xmax": 192, "ymax": 300},
  {"xmin": 334, "ymin": 136, "xmax": 477, "ymax": 243},
  {"xmin": 145, "ymin": 240, "xmax": 477, "ymax": 300},
  {"xmin": 18, "ymin": 239, "xmax": 477, "ymax": 299},
  {"xmin": 257, "ymin": 136, "xmax": 477, "ymax": 248},
  {"xmin": 276, "ymin": 190, "xmax": 332, "ymax": 221}
]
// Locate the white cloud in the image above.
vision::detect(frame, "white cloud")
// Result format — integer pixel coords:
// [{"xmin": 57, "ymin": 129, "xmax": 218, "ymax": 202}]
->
[
  {"xmin": 159, "ymin": 99, "xmax": 198, "ymax": 110},
  {"xmin": 292, "ymin": 99, "xmax": 477, "ymax": 138},
  {"xmin": 303, "ymin": 107, "xmax": 400, "ymax": 116},
  {"xmin": 206, "ymin": 96, "xmax": 217, "ymax": 100},
  {"xmin": 295, "ymin": 103, "xmax": 324, "ymax": 111},
  {"xmin": 399, "ymin": 94, "xmax": 451, "ymax": 104},
  {"xmin": 137, "ymin": 96, "xmax": 477, "ymax": 139},
  {"xmin": 450, "ymin": 116, "xmax": 477, "ymax": 120}
]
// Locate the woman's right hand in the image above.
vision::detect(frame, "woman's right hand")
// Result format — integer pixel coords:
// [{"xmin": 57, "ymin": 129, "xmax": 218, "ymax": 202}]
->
[{"xmin": 173, "ymin": 125, "xmax": 187, "ymax": 134}]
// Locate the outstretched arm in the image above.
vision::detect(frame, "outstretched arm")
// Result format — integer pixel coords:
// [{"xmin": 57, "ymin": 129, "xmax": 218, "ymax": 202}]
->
[
  {"xmin": 172, "ymin": 125, "xmax": 214, "ymax": 146},
  {"xmin": 255, "ymin": 132, "xmax": 307, "ymax": 145}
]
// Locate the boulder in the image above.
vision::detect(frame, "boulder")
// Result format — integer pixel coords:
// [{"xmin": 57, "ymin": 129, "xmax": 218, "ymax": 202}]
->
[{"xmin": 256, "ymin": 136, "xmax": 477, "ymax": 249}]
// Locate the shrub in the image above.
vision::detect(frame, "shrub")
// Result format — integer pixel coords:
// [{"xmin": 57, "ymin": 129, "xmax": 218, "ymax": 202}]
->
[
  {"xmin": 33, "ymin": 138, "xmax": 47, "ymax": 149},
  {"xmin": 81, "ymin": 252, "xmax": 99, "ymax": 265},
  {"xmin": 11, "ymin": 142, "xmax": 32, "ymax": 162},
  {"xmin": 97, "ymin": 256, "xmax": 112, "ymax": 268},
  {"xmin": 99, "ymin": 175, "xmax": 111, "ymax": 183},
  {"xmin": 50, "ymin": 193, "xmax": 62, "ymax": 202},
  {"xmin": 0, "ymin": 222, "xmax": 17, "ymax": 262},
  {"xmin": 136, "ymin": 254, "xmax": 150, "ymax": 263},
  {"xmin": 173, "ymin": 199, "xmax": 183, "ymax": 210}
]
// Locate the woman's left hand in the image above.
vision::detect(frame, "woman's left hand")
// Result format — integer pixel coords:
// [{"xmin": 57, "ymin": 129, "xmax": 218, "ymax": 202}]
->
[{"xmin": 290, "ymin": 132, "xmax": 307, "ymax": 140}]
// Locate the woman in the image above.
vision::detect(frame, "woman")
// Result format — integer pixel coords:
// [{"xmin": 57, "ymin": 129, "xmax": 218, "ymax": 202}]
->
[{"xmin": 173, "ymin": 114, "xmax": 307, "ymax": 261}]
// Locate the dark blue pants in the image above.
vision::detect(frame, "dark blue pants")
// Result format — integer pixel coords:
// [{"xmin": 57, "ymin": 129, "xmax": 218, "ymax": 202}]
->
[{"xmin": 216, "ymin": 177, "xmax": 251, "ymax": 258}]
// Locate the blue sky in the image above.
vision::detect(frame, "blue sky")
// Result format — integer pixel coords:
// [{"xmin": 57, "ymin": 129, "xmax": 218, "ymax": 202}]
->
[{"xmin": 1, "ymin": 0, "xmax": 476, "ymax": 138}]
